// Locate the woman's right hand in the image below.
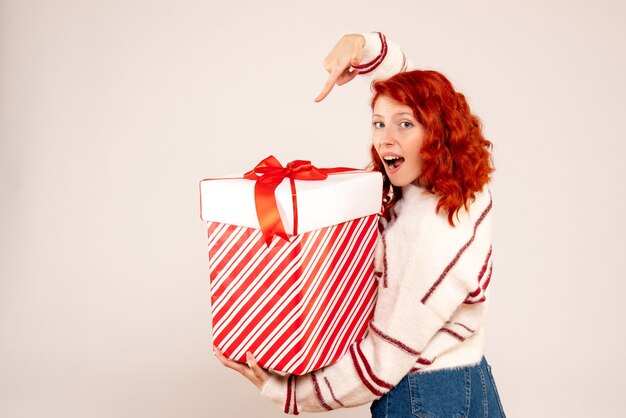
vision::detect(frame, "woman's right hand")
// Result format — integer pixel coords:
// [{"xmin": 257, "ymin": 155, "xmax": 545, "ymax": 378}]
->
[{"xmin": 314, "ymin": 34, "xmax": 366, "ymax": 102}]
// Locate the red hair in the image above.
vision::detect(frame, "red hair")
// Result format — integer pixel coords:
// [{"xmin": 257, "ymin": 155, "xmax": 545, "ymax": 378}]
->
[{"xmin": 369, "ymin": 70, "xmax": 494, "ymax": 226}]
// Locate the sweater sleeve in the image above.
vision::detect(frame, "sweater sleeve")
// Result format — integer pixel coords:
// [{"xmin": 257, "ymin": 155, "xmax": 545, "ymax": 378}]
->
[
  {"xmin": 259, "ymin": 189, "xmax": 494, "ymax": 414},
  {"xmin": 353, "ymin": 32, "xmax": 415, "ymax": 81}
]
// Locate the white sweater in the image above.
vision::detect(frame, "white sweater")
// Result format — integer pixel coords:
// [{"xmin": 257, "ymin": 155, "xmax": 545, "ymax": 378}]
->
[{"xmin": 260, "ymin": 33, "xmax": 494, "ymax": 415}]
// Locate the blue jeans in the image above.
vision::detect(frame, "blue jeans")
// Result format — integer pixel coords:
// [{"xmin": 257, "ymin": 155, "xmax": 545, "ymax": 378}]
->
[{"xmin": 370, "ymin": 357, "xmax": 506, "ymax": 417}]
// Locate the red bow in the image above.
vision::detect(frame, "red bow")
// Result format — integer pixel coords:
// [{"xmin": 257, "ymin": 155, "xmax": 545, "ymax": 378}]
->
[{"xmin": 243, "ymin": 156, "xmax": 355, "ymax": 246}]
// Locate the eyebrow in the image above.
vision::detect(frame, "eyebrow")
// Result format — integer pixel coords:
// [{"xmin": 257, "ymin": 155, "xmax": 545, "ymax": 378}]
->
[{"xmin": 372, "ymin": 112, "xmax": 415, "ymax": 118}]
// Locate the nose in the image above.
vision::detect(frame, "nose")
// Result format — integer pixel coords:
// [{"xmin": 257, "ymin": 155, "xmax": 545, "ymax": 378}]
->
[{"xmin": 374, "ymin": 126, "xmax": 397, "ymax": 148}]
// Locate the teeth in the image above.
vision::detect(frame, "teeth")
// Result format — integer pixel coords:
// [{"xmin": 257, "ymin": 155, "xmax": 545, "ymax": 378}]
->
[{"xmin": 382, "ymin": 155, "xmax": 404, "ymax": 170}]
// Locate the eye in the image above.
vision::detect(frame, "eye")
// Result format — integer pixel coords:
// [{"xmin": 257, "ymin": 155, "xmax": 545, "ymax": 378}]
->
[
  {"xmin": 372, "ymin": 121, "xmax": 385, "ymax": 129},
  {"xmin": 400, "ymin": 121, "xmax": 413, "ymax": 128}
]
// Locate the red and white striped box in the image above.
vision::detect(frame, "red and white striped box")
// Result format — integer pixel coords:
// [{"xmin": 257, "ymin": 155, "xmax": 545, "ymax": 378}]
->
[{"xmin": 200, "ymin": 157, "xmax": 382, "ymax": 375}]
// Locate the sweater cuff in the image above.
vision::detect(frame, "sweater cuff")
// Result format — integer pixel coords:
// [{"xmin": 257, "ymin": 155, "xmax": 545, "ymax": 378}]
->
[
  {"xmin": 261, "ymin": 374, "xmax": 285, "ymax": 402},
  {"xmin": 355, "ymin": 31, "xmax": 412, "ymax": 80},
  {"xmin": 261, "ymin": 374, "xmax": 295, "ymax": 414},
  {"xmin": 354, "ymin": 32, "xmax": 387, "ymax": 75}
]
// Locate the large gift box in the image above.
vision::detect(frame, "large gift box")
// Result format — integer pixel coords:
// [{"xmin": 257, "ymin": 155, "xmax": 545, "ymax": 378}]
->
[{"xmin": 199, "ymin": 156, "xmax": 382, "ymax": 375}]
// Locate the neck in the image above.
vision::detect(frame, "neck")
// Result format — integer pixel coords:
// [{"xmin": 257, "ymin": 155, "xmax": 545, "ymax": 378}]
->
[{"xmin": 401, "ymin": 180, "xmax": 424, "ymax": 194}]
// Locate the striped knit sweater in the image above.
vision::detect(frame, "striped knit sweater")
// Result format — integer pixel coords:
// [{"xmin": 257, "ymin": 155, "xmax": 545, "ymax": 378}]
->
[{"xmin": 260, "ymin": 32, "xmax": 495, "ymax": 414}]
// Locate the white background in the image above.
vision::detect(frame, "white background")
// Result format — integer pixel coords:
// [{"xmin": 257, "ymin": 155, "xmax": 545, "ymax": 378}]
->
[{"xmin": 1, "ymin": 1, "xmax": 625, "ymax": 417}]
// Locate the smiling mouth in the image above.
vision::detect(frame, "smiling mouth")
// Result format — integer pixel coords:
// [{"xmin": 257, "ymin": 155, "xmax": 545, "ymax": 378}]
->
[{"xmin": 383, "ymin": 156, "xmax": 405, "ymax": 170}]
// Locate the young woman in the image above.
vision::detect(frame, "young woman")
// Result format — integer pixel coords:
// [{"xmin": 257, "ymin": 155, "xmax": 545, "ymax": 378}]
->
[{"xmin": 216, "ymin": 32, "xmax": 506, "ymax": 417}]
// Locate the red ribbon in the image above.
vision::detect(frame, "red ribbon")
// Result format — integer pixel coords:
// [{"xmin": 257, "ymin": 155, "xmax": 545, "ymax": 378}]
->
[{"xmin": 243, "ymin": 156, "xmax": 356, "ymax": 246}]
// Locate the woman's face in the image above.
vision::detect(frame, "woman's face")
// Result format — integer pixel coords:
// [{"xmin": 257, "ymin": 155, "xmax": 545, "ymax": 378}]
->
[{"xmin": 372, "ymin": 95, "xmax": 426, "ymax": 187}]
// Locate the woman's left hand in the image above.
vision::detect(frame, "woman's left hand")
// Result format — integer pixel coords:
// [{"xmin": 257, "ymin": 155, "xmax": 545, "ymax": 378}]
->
[{"xmin": 214, "ymin": 346, "xmax": 271, "ymax": 390}]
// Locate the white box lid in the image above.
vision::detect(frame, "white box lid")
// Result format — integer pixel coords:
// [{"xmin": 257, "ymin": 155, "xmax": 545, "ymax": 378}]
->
[{"xmin": 200, "ymin": 170, "xmax": 382, "ymax": 234}]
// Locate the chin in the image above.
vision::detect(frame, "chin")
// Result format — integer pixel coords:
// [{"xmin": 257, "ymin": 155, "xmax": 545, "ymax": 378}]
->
[
  {"xmin": 387, "ymin": 177, "xmax": 410, "ymax": 188},
  {"xmin": 386, "ymin": 173, "xmax": 421, "ymax": 188},
  {"xmin": 384, "ymin": 164, "xmax": 421, "ymax": 187}
]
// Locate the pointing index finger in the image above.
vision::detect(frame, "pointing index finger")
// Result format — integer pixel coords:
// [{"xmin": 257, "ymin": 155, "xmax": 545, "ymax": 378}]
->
[{"xmin": 314, "ymin": 68, "xmax": 342, "ymax": 102}]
